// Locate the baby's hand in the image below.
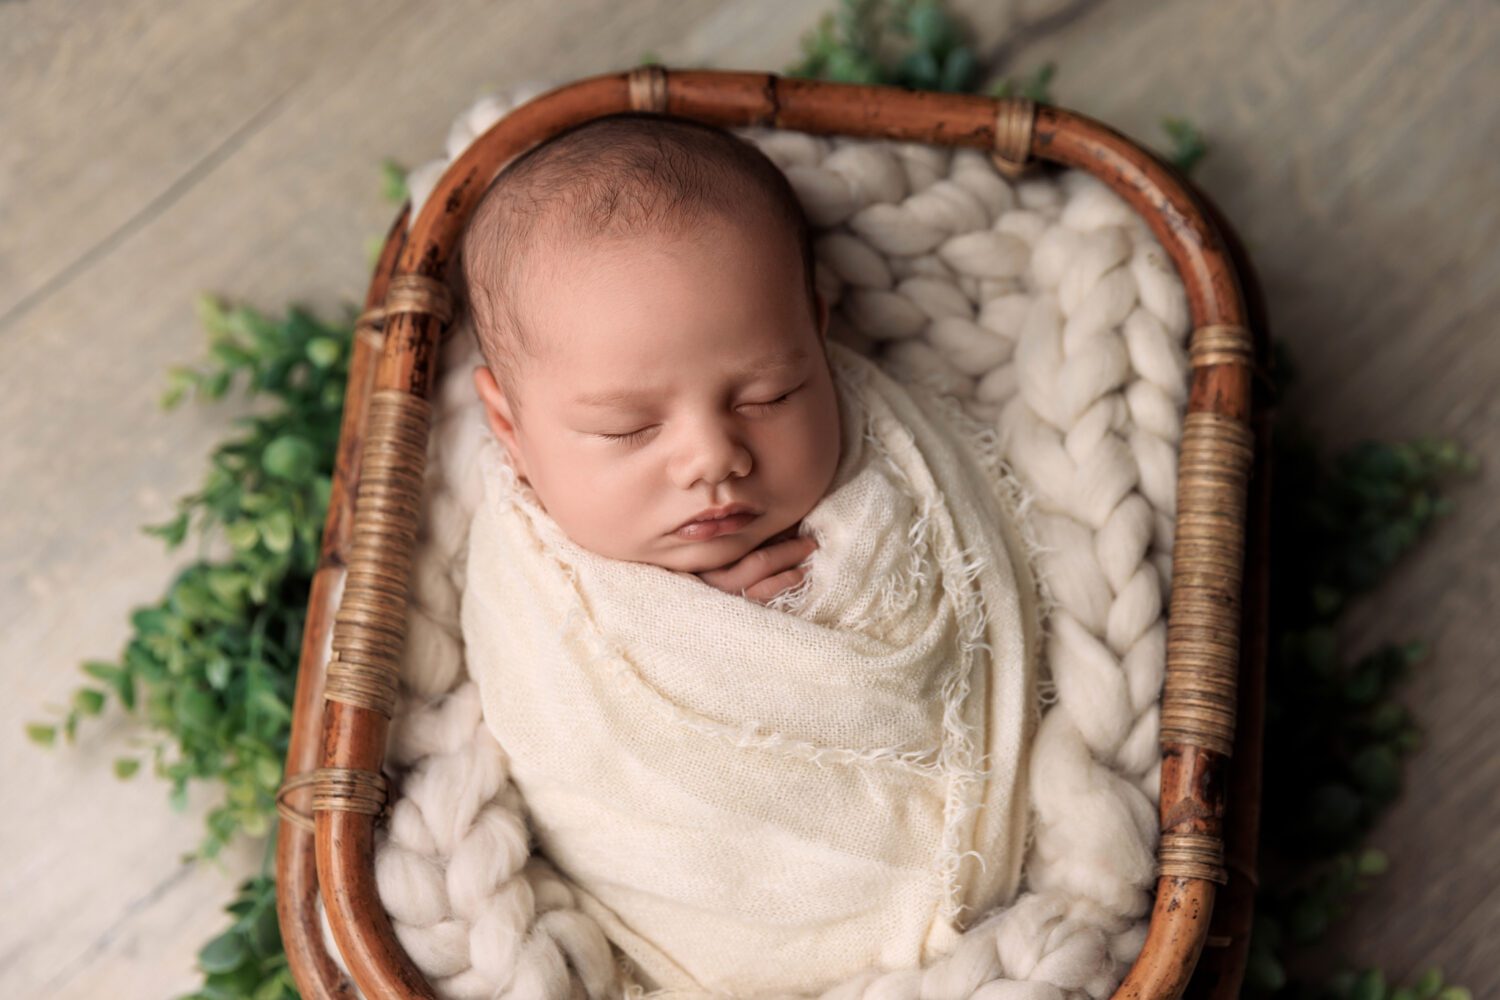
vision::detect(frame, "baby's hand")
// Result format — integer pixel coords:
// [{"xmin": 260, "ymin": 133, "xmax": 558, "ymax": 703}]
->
[{"xmin": 696, "ymin": 532, "xmax": 818, "ymax": 604}]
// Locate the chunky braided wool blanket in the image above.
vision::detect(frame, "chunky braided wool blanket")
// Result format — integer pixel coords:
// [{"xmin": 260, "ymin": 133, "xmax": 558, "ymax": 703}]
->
[{"xmin": 322, "ymin": 81, "xmax": 1192, "ymax": 1000}]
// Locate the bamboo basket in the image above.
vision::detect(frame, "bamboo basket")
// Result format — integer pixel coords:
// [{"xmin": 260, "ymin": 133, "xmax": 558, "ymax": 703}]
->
[{"xmin": 275, "ymin": 67, "xmax": 1273, "ymax": 1000}]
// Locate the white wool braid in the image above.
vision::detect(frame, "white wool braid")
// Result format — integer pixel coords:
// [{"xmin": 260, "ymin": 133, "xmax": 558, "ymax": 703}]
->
[{"xmin": 316, "ymin": 80, "xmax": 1190, "ymax": 1000}]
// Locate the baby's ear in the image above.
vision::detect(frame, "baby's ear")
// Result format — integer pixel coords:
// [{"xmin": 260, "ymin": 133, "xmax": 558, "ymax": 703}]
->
[{"xmin": 473, "ymin": 366, "xmax": 529, "ymax": 479}]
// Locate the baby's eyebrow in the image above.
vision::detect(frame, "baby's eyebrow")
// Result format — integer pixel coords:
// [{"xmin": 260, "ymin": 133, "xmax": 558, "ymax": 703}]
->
[{"xmin": 571, "ymin": 348, "xmax": 809, "ymax": 408}]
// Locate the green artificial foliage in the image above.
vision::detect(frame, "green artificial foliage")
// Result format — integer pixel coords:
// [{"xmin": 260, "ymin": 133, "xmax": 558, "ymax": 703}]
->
[
  {"xmin": 1161, "ymin": 116, "xmax": 1208, "ymax": 175},
  {"xmin": 987, "ymin": 61, "xmax": 1057, "ymax": 103},
  {"xmin": 181, "ymin": 869, "xmax": 297, "ymax": 1000},
  {"xmin": 1244, "ymin": 374, "xmax": 1476, "ymax": 996},
  {"xmin": 379, "ymin": 157, "xmax": 409, "ymax": 206},
  {"xmin": 30, "ymin": 298, "xmax": 353, "ymax": 862},
  {"xmin": 788, "ymin": 0, "xmax": 983, "ymax": 92},
  {"xmin": 27, "ymin": 3, "xmax": 1477, "ymax": 996}
]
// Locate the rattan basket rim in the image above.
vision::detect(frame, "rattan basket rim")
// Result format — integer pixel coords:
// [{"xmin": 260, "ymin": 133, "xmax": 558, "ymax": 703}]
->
[{"xmin": 275, "ymin": 66, "xmax": 1272, "ymax": 1000}]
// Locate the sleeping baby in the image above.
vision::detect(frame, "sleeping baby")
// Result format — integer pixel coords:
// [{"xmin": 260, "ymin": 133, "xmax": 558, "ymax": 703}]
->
[{"xmin": 457, "ymin": 112, "xmax": 1040, "ymax": 996}]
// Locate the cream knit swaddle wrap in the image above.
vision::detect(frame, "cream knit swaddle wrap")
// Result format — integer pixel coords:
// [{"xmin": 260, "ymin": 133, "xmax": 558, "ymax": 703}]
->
[{"xmin": 462, "ymin": 341, "xmax": 1040, "ymax": 996}]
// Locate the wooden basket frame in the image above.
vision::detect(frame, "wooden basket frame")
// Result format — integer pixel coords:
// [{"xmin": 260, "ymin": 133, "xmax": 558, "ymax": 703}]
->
[{"xmin": 275, "ymin": 67, "xmax": 1273, "ymax": 1000}]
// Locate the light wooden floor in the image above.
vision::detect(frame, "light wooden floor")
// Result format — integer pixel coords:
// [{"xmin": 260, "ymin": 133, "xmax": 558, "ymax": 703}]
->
[{"xmin": 3, "ymin": 2, "xmax": 1496, "ymax": 996}]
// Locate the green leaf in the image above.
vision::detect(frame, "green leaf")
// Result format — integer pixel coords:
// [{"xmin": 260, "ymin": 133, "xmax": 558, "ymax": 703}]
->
[
  {"xmin": 254, "ymin": 755, "xmax": 283, "ymax": 789},
  {"xmin": 1415, "ymin": 968, "xmax": 1445, "ymax": 999},
  {"xmin": 261, "ymin": 436, "xmax": 316, "ymax": 482},
  {"xmin": 205, "ymin": 568, "xmax": 248, "ymax": 609},
  {"xmin": 1309, "ymin": 783, "xmax": 1363, "ymax": 839},
  {"xmin": 379, "ymin": 158, "xmax": 408, "ymax": 205},
  {"xmin": 205, "ymin": 656, "xmax": 233, "ymax": 691},
  {"xmin": 306, "ymin": 336, "xmax": 342, "ymax": 369},
  {"xmin": 261, "ymin": 508, "xmax": 295, "ymax": 555},
  {"xmin": 203, "ymin": 370, "xmax": 232, "ymax": 399},
  {"xmin": 73, "ymin": 688, "xmax": 106, "ymax": 716},
  {"xmin": 898, "ymin": 49, "xmax": 941, "ymax": 89},
  {"xmin": 82, "ymin": 660, "xmax": 122, "ymax": 686},
  {"xmin": 25, "ymin": 722, "xmax": 56, "ymax": 747},
  {"xmin": 905, "ymin": 1, "xmax": 952, "ymax": 51},
  {"xmin": 144, "ymin": 511, "xmax": 191, "ymax": 547},
  {"xmin": 364, "ymin": 234, "xmax": 385, "ymax": 270},
  {"xmin": 171, "ymin": 578, "xmax": 214, "ymax": 621},
  {"xmin": 161, "ymin": 365, "xmax": 199, "ymax": 411},
  {"xmin": 1353, "ymin": 968, "xmax": 1388, "ymax": 1000},
  {"xmin": 240, "ymin": 810, "xmax": 270, "ymax": 838},
  {"xmin": 82, "ymin": 659, "xmax": 136, "ymax": 709},
  {"xmin": 938, "ymin": 46, "xmax": 977, "ymax": 93},
  {"xmin": 198, "ymin": 929, "xmax": 249, "ymax": 975},
  {"xmin": 1245, "ymin": 943, "xmax": 1286, "ymax": 992},
  {"xmin": 1288, "ymin": 896, "xmax": 1328, "ymax": 942},
  {"xmin": 1019, "ymin": 62, "xmax": 1056, "ymax": 103},
  {"xmin": 1351, "ymin": 744, "xmax": 1402, "ymax": 801},
  {"xmin": 114, "ymin": 757, "xmax": 141, "ymax": 779},
  {"xmin": 226, "ymin": 520, "xmax": 260, "ymax": 552},
  {"xmin": 250, "ymin": 897, "xmax": 282, "ymax": 954},
  {"xmin": 1161, "ymin": 116, "xmax": 1209, "ymax": 175},
  {"xmin": 176, "ymin": 688, "xmax": 219, "ymax": 733}
]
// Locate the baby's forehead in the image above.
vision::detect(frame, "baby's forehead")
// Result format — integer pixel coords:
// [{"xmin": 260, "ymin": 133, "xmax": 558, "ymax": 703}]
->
[{"xmin": 513, "ymin": 214, "xmax": 783, "ymax": 293}]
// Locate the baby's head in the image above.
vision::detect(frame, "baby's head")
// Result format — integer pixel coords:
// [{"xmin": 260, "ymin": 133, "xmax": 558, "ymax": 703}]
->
[{"xmin": 460, "ymin": 112, "xmax": 843, "ymax": 575}]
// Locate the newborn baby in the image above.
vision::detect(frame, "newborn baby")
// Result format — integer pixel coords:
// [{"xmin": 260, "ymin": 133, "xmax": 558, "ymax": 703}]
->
[
  {"xmin": 458, "ymin": 112, "xmax": 1037, "ymax": 996},
  {"xmin": 463, "ymin": 111, "xmax": 839, "ymax": 603}
]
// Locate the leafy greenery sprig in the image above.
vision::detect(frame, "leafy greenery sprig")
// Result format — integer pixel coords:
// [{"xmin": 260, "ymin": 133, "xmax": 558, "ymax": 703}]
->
[
  {"xmin": 184, "ymin": 869, "xmax": 296, "ymax": 1000},
  {"xmin": 28, "ymin": 298, "xmax": 353, "ymax": 860},
  {"xmin": 1246, "ymin": 422, "xmax": 1476, "ymax": 997},
  {"xmin": 785, "ymin": 0, "xmax": 1201, "ymax": 174}
]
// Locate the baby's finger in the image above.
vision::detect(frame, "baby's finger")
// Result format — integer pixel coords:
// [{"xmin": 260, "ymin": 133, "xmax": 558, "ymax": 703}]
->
[
  {"xmin": 743, "ymin": 566, "xmax": 808, "ymax": 604},
  {"xmin": 700, "ymin": 535, "xmax": 816, "ymax": 593}
]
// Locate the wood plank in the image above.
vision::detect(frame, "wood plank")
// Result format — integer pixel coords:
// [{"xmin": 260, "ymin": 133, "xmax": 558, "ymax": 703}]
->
[{"xmin": 3, "ymin": 0, "xmax": 1496, "ymax": 996}]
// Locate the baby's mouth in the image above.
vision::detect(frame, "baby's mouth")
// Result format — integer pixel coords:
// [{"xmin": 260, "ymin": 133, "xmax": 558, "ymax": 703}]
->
[{"xmin": 672, "ymin": 503, "xmax": 760, "ymax": 541}]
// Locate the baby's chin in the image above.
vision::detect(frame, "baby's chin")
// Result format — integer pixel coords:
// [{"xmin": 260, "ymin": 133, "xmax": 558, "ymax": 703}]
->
[
  {"xmin": 640, "ymin": 519, "xmax": 796, "ymax": 575},
  {"xmin": 656, "ymin": 540, "xmax": 758, "ymax": 575}
]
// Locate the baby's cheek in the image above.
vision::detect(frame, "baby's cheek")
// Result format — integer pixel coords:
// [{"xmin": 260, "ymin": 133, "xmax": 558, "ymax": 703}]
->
[{"xmin": 787, "ymin": 414, "xmax": 841, "ymax": 508}]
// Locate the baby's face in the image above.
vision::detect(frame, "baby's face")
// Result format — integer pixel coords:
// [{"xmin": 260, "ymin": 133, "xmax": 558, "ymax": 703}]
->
[{"xmin": 474, "ymin": 215, "xmax": 843, "ymax": 574}]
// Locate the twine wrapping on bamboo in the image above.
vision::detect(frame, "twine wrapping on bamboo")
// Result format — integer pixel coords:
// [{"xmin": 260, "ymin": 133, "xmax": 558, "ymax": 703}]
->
[
  {"xmin": 1157, "ymin": 831, "xmax": 1229, "ymax": 885},
  {"xmin": 312, "ymin": 767, "xmax": 390, "ymax": 817},
  {"xmin": 276, "ymin": 769, "xmax": 319, "ymax": 834},
  {"xmin": 324, "ymin": 389, "xmax": 434, "ymax": 720},
  {"xmin": 282, "ymin": 767, "xmax": 391, "ymax": 826},
  {"xmin": 990, "ymin": 98, "xmax": 1036, "ymax": 178},
  {"xmin": 384, "ymin": 273, "xmax": 455, "ymax": 326},
  {"xmin": 629, "ymin": 65, "xmax": 670, "ymax": 113},
  {"xmin": 1160, "ymin": 395, "xmax": 1254, "ymax": 756},
  {"xmin": 355, "ymin": 307, "xmax": 388, "ymax": 352},
  {"xmin": 1187, "ymin": 323, "xmax": 1253, "ymax": 371}
]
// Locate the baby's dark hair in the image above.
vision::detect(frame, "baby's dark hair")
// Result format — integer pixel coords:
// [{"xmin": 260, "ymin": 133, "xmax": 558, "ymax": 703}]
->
[{"xmin": 458, "ymin": 112, "xmax": 818, "ymax": 414}]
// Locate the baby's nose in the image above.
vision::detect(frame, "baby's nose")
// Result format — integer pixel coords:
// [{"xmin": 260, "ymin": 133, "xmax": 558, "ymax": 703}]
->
[{"xmin": 676, "ymin": 426, "xmax": 753, "ymax": 489}]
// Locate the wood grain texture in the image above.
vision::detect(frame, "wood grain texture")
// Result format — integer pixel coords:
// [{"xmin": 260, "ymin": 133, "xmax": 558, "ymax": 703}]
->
[{"xmin": 3, "ymin": 1, "xmax": 1495, "ymax": 996}]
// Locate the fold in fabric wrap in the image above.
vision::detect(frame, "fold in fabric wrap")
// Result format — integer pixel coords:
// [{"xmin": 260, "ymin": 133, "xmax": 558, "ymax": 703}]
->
[{"xmin": 462, "ymin": 342, "xmax": 1041, "ymax": 996}]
